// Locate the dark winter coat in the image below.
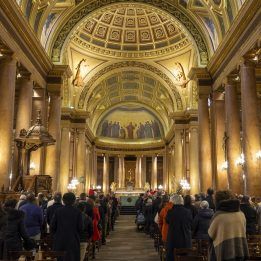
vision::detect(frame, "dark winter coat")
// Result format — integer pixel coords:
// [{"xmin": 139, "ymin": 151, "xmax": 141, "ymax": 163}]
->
[
  {"xmin": 50, "ymin": 205, "xmax": 83, "ymax": 261},
  {"xmin": 80, "ymin": 213, "xmax": 93, "ymax": 242},
  {"xmin": 20, "ymin": 202, "xmax": 43, "ymax": 237},
  {"xmin": 184, "ymin": 204, "xmax": 198, "ymax": 219},
  {"xmin": 166, "ymin": 205, "xmax": 193, "ymax": 261},
  {"xmin": 240, "ymin": 203, "xmax": 257, "ymax": 234},
  {"xmin": 152, "ymin": 197, "xmax": 162, "ymax": 218},
  {"xmin": 4, "ymin": 208, "xmax": 34, "ymax": 258},
  {"xmin": 193, "ymin": 208, "xmax": 214, "ymax": 239},
  {"xmin": 206, "ymin": 195, "xmax": 215, "ymax": 210},
  {"xmin": 46, "ymin": 202, "xmax": 63, "ymax": 225}
]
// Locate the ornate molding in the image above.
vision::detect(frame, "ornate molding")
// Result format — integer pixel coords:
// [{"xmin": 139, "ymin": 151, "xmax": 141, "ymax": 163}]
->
[
  {"xmin": 51, "ymin": 0, "xmax": 209, "ymax": 63},
  {"xmin": 78, "ymin": 61, "xmax": 183, "ymax": 110}
]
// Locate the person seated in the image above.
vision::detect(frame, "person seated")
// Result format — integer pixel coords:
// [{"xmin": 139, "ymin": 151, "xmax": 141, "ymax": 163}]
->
[
  {"xmin": 193, "ymin": 200, "xmax": 214, "ymax": 240},
  {"xmin": 166, "ymin": 194, "xmax": 193, "ymax": 261},
  {"xmin": 240, "ymin": 195, "xmax": 257, "ymax": 235},
  {"xmin": 208, "ymin": 190, "xmax": 249, "ymax": 261}
]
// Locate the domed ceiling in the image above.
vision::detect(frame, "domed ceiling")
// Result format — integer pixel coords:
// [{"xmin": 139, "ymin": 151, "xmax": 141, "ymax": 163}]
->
[{"xmin": 72, "ymin": 3, "xmax": 190, "ymax": 58}]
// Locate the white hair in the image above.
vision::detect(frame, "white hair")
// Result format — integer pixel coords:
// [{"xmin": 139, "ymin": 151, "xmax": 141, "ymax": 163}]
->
[
  {"xmin": 170, "ymin": 194, "xmax": 184, "ymax": 205},
  {"xmin": 200, "ymin": 200, "xmax": 209, "ymax": 209}
]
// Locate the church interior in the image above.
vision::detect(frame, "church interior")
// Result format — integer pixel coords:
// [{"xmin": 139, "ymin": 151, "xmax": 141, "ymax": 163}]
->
[
  {"xmin": 0, "ymin": 1, "xmax": 261, "ymax": 261},
  {"xmin": 0, "ymin": 0, "xmax": 260, "ymax": 198}
]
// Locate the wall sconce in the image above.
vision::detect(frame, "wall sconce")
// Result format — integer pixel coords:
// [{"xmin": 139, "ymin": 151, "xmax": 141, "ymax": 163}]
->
[
  {"xmin": 256, "ymin": 150, "xmax": 261, "ymax": 160},
  {"xmin": 235, "ymin": 153, "xmax": 245, "ymax": 166},
  {"xmin": 221, "ymin": 161, "xmax": 228, "ymax": 171},
  {"xmin": 158, "ymin": 184, "xmax": 163, "ymax": 190},
  {"xmin": 30, "ymin": 161, "xmax": 36, "ymax": 170}
]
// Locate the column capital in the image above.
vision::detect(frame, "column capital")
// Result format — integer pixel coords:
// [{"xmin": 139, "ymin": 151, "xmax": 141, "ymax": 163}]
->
[
  {"xmin": 188, "ymin": 67, "xmax": 212, "ymax": 84},
  {"xmin": 47, "ymin": 65, "xmax": 72, "ymax": 95}
]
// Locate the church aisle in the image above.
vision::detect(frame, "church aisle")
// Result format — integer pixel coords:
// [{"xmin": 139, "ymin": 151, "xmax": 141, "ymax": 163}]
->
[{"xmin": 96, "ymin": 215, "xmax": 159, "ymax": 261}]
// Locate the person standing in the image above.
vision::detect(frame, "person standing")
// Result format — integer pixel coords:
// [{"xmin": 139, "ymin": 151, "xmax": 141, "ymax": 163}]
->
[
  {"xmin": 46, "ymin": 192, "xmax": 63, "ymax": 226},
  {"xmin": 20, "ymin": 193, "xmax": 43, "ymax": 240},
  {"xmin": 240, "ymin": 196, "xmax": 257, "ymax": 235},
  {"xmin": 50, "ymin": 192, "xmax": 83, "ymax": 261},
  {"xmin": 193, "ymin": 200, "xmax": 213, "ymax": 239},
  {"xmin": 166, "ymin": 194, "xmax": 193, "ymax": 261},
  {"xmin": 208, "ymin": 190, "xmax": 249, "ymax": 261}
]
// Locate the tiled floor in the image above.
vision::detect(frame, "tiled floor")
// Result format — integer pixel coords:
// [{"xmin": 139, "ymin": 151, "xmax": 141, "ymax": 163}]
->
[{"xmin": 96, "ymin": 215, "xmax": 159, "ymax": 261}]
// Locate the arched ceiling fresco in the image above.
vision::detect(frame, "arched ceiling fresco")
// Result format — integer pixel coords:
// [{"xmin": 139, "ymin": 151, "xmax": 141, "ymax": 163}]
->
[{"xmin": 14, "ymin": 0, "xmax": 246, "ymax": 144}]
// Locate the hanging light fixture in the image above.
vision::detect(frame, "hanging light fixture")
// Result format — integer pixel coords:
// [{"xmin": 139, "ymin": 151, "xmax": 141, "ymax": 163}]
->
[{"xmin": 180, "ymin": 179, "xmax": 191, "ymax": 190}]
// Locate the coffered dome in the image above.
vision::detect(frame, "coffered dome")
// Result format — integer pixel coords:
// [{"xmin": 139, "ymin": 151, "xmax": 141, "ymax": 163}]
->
[{"xmin": 71, "ymin": 3, "xmax": 190, "ymax": 58}]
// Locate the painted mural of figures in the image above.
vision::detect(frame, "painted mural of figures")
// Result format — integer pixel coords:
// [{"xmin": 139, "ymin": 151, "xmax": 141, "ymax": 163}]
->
[
  {"xmin": 115, "ymin": 122, "xmax": 120, "ymax": 138},
  {"xmin": 151, "ymin": 120, "xmax": 161, "ymax": 138},
  {"xmin": 119, "ymin": 127, "xmax": 126, "ymax": 139},
  {"xmin": 125, "ymin": 122, "xmax": 136, "ymax": 139},
  {"xmin": 107, "ymin": 121, "xmax": 113, "ymax": 137},
  {"xmin": 72, "ymin": 58, "xmax": 89, "ymax": 87},
  {"xmin": 144, "ymin": 121, "xmax": 153, "ymax": 138},
  {"xmin": 136, "ymin": 122, "xmax": 145, "ymax": 139},
  {"xmin": 101, "ymin": 120, "xmax": 108, "ymax": 136}
]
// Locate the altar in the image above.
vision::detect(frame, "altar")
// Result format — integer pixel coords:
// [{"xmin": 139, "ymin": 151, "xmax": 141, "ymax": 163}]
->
[{"xmin": 114, "ymin": 187, "xmax": 145, "ymax": 206}]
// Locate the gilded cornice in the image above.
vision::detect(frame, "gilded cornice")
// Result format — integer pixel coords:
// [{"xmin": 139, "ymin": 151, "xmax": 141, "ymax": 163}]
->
[
  {"xmin": 50, "ymin": 0, "xmax": 209, "ymax": 64},
  {"xmin": 0, "ymin": 0, "xmax": 52, "ymax": 78},
  {"xmin": 207, "ymin": 0, "xmax": 261, "ymax": 81}
]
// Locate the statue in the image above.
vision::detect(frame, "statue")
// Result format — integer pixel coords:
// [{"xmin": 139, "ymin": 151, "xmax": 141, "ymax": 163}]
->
[
  {"xmin": 127, "ymin": 169, "xmax": 134, "ymax": 182},
  {"xmin": 110, "ymin": 182, "xmax": 117, "ymax": 192},
  {"xmin": 144, "ymin": 182, "xmax": 150, "ymax": 192},
  {"xmin": 72, "ymin": 59, "xmax": 89, "ymax": 87},
  {"xmin": 172, "ymin": 62, "xmax": 190, "ymax": 88}
]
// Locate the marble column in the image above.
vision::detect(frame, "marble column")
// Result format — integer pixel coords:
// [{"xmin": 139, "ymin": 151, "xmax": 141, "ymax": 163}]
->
[
  {"xmin": 168, "ymin": 147, "xmax": 175, "ymax": 192},
  {"xmin": 59, "ymin": 126, "xmax": 70, "ymax": 193},
  {"xmin": 135, "ymin": 156, "xmax": 142, "ymax": 188},
  {"xmin": 189, "ymin": 127, "xmax": 200, "ymax": 194},
  {"xmin": 85, "ymin": 146, "xmax": 91, "ymax": 191},
  {"xmin": 174, "ymin": 129, "xmax": 183, "ymax": 190},
  {"xmin": 103, "ymin": 155, "xmax": 109, "ymax": 194},
  {"xmin": 0, "ymin": 57, "xmax": 17, "ymax": 190},
  {"xmin": 198, "ymin": 93, "xmax": 212, "ymax": 192},
  {"xmin": 240, "ymin": 61, "xmax": 261, "ymax": 195},
  {"xmin": 141, "ymin": 156, "xmax": 146, "ymax": 188},
  {"xmin": 90, "ymin": 148, "xmax": 97, "ymax": 188},
  {"xmin": 114, "ymin": 156, "xmax": 119, "ymax": 184},
  {"xmin": 151, "ymin": 156, "xmax": 157, "ymax": 190},
  {"xmin": 16, "ymin": 77, "xmax": 33, "ymax": 133},
  {"xmin": 14, "ymin": 76, "xmax": 33, "ymax": 178},
  {"xmin": 225, "ymin": 81, "xmax": 243, "ymax": 193},
  {"xmin": 213, "ymin": 99, "xmax": 228, "ymax": 190},
  {"xmin": 163, "ymin": 151, "xmax": 168, "ymax": 191},
  {"xmin": 118, "ymin": 156, "xmax": 125, "ymax": 188},
  {"xmin": 45, "ymin": 93, "xmax": 61, "ymax": 190},
  {"xmin": 76, "ymin": 129, "xmax": 86, "ymax": 193}
]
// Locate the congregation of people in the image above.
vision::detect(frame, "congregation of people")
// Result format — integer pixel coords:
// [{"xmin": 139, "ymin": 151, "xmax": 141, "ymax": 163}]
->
[
  {"xmin": 135, "ymin": 188, "xmax": 261, "ymax": 261},
  {"xmin": 0, "ymin": 190, "xmax": 119, "ymax": 261}
]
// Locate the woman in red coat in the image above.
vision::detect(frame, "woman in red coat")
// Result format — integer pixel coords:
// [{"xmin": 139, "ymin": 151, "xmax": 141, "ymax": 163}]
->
[{"xmin": 92, "ymin": 199, "xmax": 101, "ymax": 242}]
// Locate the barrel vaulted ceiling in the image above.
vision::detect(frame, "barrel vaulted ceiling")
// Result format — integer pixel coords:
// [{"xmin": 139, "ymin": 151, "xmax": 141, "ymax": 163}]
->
[{"xmin": 15, "ymin": 0, "xmax": 246, "ymax": 142}]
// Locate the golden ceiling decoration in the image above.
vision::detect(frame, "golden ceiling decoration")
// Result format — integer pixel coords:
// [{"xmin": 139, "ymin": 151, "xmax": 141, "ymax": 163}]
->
[{"xmin": 72, "ymin": 4, "xmax": 190, "ymax": 58}]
